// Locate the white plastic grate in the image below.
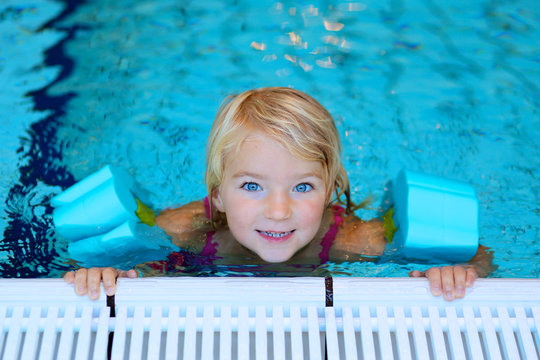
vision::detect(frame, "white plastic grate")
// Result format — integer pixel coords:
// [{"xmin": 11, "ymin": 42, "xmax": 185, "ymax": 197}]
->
[{"xmin": 1, "ymin": 278, "xmax": 539, "ymax": 359}]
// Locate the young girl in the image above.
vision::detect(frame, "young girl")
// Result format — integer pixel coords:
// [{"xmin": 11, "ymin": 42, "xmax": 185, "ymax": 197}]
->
[{"xmin": 65, "ymin": 87, "xmax": 494, "ymax": 301}]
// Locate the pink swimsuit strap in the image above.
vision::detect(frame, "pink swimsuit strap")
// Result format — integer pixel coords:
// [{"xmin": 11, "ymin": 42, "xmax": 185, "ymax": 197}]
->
[
  {"xmin": 318, "ymin": 205, "xmax": 346, "ymax": 264},
  {"xmin": 201, "ymin": 197, "xmax": 219, "ymax": 257}
]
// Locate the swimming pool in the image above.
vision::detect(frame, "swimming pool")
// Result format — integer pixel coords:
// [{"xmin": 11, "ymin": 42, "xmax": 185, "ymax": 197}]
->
[{"xmin": 1, "ymin": 0, "xmax": 539, "ymax": 278}]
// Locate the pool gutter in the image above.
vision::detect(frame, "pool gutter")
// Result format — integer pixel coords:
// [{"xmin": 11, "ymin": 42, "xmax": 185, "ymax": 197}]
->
[{"xmin": 1, "ymin": 277, "xmax": 539, "ymax": 359}]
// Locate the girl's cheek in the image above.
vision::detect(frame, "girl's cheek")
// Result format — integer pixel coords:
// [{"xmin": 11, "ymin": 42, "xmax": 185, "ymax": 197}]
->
[
  {"xmin": 302, "ymin": 204, "xmax": 325, "ymax": 230},
  {"xmin": 306, "ymin": 197, "xmax": 327, "ymax": 215},
  {"xmin": 227, "ymin": 202, "xmax": 257, "ymax": 228}
]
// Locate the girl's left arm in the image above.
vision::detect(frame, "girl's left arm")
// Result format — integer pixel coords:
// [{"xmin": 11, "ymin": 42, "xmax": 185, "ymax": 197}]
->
[
  {"xmin": 333, "ymin": 215, "xmax": 497, "ymax": 301},
  {"xmin": 409, "ymin": 245, "xmax": 497, "ymax": 301}
]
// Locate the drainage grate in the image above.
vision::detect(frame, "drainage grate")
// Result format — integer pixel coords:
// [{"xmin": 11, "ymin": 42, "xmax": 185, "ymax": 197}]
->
[{"xmin": 1, "ymin": 278, "xmax": 539, "ymax": 359}]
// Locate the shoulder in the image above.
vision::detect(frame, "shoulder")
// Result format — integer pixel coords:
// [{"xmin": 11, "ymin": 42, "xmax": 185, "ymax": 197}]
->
[
  {"xmin": 329, "ymin": 213, "xmax": 386, "ymax": 260},
  {"xmin": 155, "ymin": 199, "xmax": 213, "ymax": 242}
]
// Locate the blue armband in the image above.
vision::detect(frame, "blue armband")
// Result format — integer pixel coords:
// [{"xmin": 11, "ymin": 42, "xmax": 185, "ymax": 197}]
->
[
  {"xmin": 391, "ymin": 170, "xmax": 479, "ymax": 262},
  {"xmin": 51, "ymin": 165, "xmax": 178, "ymax": 267},
  {"xmin": 52, "ymin": 165, "xmax": 138, "ymax": 240}
]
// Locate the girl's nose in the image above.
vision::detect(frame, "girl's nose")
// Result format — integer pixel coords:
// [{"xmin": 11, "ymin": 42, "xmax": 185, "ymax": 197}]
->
[{"xmin": 264, "ymin": 192, "xmax": 292, "ymax": 220}]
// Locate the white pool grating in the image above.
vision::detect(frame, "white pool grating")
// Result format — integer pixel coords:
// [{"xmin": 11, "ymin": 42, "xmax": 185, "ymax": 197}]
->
[{"xmin": 1, "ymin": 278, "xmax": 539, "ymax": 359}]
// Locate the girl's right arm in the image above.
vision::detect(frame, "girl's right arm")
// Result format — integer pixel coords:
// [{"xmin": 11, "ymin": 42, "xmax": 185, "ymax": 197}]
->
[
  {"xmin": 154, "ymin": 199, "xmax": 212, "ymax": 248},
  {"xmin": 64, "ymin": 199, "xmax": 211, "ymax": 299}
]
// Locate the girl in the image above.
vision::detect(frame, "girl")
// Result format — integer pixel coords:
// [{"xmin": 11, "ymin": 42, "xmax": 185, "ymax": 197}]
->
[{"xmin": 65, "ymin": 87, "xmax": 494, "ymax": 301}]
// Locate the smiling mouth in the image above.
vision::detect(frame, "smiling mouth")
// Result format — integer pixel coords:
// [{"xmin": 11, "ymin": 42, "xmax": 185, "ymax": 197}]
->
[
  {"xmin": 258, "ymin": 230, "xmax": 293, "ymax": 237},
  {"xmin": 257, "ymin": 230, "xmax": 295, "ymax": 241}
]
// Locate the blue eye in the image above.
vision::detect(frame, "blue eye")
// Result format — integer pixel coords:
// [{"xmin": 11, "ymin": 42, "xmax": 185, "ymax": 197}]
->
[
  {"xmin": 242, "ymin": 182, "xmax": 261, "ymax": 191},
  {"xmin": 294, "ymin": 183, "xmax": 312, "ymax": 192}
]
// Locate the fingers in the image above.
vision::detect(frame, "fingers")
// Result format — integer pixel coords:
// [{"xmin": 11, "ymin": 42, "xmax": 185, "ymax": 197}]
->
[
  {"xmin": 102, "ymin": 268, "xmax": 118, "ymax": 296},
  {"xmin": 126, "ymin": 269, "xmax": 140, "ymax": 278},
  {"xmin": 87, "ymin": 268, "xmax": 105, "ymax": 300},
  {"xmin": 425, "ymin": 267, "xmax": 443, "ymax": 297},
  {"xmin": 429, "ymin": 266, "xmax": 457, "ymax": 301},
  {"xmin": 422, "ymin": 266, "xmax": 478, "ymax": 301},
  {"xmin": 410, "ymin": 268, "xmax": 444, "ymax": 297},
  {"xmin": 441, "ymin": 266, "xmax": 457, "ymax": 301},
  {"xmin": 466, "ymin": 267, "xmax": 477, "ymax": 287},
  {"xmin": 74, "ymin": 268, "xmax": 89, "ymax": 296},
  {"xmin": 452, "ymin": 266, "xmax": 466, "ymax": 299},
  {"xmin": 66, "ymin": 267, "xmax": 120, "ymax": 300},
  {"xmin": 408, "ymin": 270, "xmax": 424, "ymax": 278},
  {"xmin": 117, "ymin": 269, "xmax": 139, "ymax": 278},
  {"xmin": 64, "ymin": 271, "xmax": 75, "ymax": 284},
  {"xmin": 65, "ymin": 267, "xmax": 140, "ymax": 300}
]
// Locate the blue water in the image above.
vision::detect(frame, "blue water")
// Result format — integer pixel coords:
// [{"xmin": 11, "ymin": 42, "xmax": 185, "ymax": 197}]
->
[{"xmin": 1, "ymin": 0, "xmax": 539, "ymax": 278}]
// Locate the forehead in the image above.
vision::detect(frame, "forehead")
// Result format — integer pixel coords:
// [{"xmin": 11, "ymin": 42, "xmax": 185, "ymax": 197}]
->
[{"xmin": 223, "ymin": 132, "xmax": 324, "ymax": 178}]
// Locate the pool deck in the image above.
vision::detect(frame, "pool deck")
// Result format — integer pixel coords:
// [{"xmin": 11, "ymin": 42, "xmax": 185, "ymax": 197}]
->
[
  {"xmin": 2, "ymin": 277, "xmax": 539, "ymax": 305},
  {"xmin": 1, "ymin": 277, "xmax": 539, "ymax": 359}
]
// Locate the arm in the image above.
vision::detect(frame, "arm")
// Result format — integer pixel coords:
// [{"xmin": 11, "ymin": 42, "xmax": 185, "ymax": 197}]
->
[
  {"xmin": 333, "ymin": 215, "xmax": 496, "ymax": 301},
  {"xmin": 155, "ymin": 199, "xmax": 213, "ymax": 249},
  {"xmin": 64, "ymin": 199, "xmax": 212, "ymax": 299},
  {"xmin": 329, "ymin": 216, "xmax": 387, "ymax": 260},
  {"xmin": 409, "ymin": 245, "xmax": 497, "ymax": 301}
]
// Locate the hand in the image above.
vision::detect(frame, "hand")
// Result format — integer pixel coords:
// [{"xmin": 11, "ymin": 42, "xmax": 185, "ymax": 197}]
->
[
  {"xmin": 409, "ymin": 266, "xmax": 477, "ymax": 301},
  {"xmin": 64, "ymin": 267, "xmax": 139, "ymax": 300}
]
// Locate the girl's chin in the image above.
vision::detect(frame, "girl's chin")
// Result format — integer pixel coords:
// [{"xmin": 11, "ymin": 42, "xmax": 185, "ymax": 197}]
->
[{"xmin": 256, "ymin": 249, "xmax": 295, "ymax": 263}]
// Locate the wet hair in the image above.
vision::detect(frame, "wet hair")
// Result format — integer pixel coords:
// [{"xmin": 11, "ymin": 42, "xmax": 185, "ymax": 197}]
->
[{"xmin": 205, "ymin": 87, "xmax": 353, "ymax": 222}]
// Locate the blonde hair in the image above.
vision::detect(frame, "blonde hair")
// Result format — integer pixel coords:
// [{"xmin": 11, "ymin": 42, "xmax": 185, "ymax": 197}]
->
[{"xmin": 205, "ymin": 87, "xmax": 352, "ymax": 222}]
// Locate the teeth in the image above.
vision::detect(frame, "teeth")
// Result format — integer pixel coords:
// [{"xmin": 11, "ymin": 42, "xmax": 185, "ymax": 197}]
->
[{"xmin": 260, "ymin": 231, "xmax": 292, "ymax": 238}]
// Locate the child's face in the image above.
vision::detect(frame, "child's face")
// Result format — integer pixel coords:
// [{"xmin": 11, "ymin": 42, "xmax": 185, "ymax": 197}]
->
[{"xmin": 212, "ymin": 131, "xmax": 328, "ymax": 263}]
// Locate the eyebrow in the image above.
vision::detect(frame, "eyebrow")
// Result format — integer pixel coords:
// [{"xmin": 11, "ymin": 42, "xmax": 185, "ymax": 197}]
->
[{"xmin": 232, "ymin": 171, "xmax": 323, "ymax": 180}]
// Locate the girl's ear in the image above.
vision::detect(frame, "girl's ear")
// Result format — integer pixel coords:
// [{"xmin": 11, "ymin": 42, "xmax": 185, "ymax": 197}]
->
[{"xmin": 212, "ymin": 187, "xmax": 225, "ymax": 212}]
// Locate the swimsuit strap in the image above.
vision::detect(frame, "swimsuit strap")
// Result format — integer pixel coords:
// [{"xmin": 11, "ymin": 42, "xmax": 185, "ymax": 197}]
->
[
  {"xmin": 318, "ymin": 205, "xmax": 345, "ymax": 264},
  {"xmin": 204, "ymin": 196, "xmax": 212, "ymax": 218},
  {"xmin": 201, "ymin": 197, "xmax": 219, "ymax": 257},
  {"xmin": 200, "ymin": 230, "xmax": 218, "ymax": 257},
  {"xmin": 135, "ymin": 197, "xmax": 219, "ymax": 274}
]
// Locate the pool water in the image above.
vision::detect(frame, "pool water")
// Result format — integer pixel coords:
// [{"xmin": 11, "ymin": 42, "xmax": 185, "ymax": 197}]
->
[{"xmin": 1, "ymin": 0, "xmax": 538, "ymax": 278}]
